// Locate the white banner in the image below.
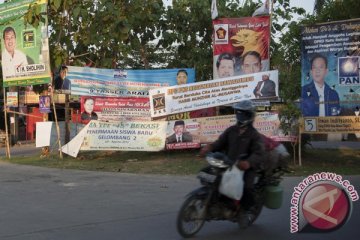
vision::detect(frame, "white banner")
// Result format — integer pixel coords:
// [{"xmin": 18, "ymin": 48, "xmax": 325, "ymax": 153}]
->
[
  {"xmin": 80, "ymin": 120, "xmax": 167, "ymax": 151},
  {"xmin": 35, "ymin": 122, "xmax": 53, "ymax": 147},
  {"xmin": 62, "ymin": 123, "xmax": 90, "ymax": 157},
  {"xmin": 149, "ymin": 70, "xmax": 278, "ymax": 117}
]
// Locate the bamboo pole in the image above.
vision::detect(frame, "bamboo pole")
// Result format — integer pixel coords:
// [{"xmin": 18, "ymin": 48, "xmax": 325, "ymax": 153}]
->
[
  {"xmin": 3, "ymin": 88, "xmax": 11, "ymax": 158},
  {"xmin": 298, "ymin": 119, "xmax": 302, "ymax": 166},
  {"xmin": 50, "ymin": 86, "xmax": 63, "ymax": 158},
  {"xmin": 6, "ymin": 109, "xmax": 43, "ymax": 119}
]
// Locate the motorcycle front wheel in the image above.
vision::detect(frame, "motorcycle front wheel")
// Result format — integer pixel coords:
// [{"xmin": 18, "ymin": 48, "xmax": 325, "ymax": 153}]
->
[{"xmin": 176, "ymin": 194, "xmax": 206, "ymax": 238}]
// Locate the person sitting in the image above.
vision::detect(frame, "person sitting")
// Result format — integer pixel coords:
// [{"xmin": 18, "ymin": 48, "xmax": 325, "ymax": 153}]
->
[{"xmin": 200, "ymin": 100, "xmax": 265, "ymax": 228}]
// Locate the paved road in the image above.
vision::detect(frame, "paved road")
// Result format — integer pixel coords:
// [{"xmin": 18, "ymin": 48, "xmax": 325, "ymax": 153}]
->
[{"xmin": 0, "ymin": 162, "xmax": 359, "ymax": 240}]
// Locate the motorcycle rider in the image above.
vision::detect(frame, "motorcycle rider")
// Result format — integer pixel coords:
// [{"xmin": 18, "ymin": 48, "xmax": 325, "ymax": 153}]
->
[{"xmin": 200, "ymin": 100, "xmax": 265, "ymax": 228}]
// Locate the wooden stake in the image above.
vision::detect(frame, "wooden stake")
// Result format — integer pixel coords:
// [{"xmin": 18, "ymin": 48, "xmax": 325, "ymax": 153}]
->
[
  {"xmin": 3, "ymin": 88, "xmax": 11, "ymax": 158},
  {"xmin": 298, "ymin": 119, "xmax": 302, "ymax": 166},
  {"xmin": 50, "ymin": 86, "xmax": 63, "ymax": 158}
]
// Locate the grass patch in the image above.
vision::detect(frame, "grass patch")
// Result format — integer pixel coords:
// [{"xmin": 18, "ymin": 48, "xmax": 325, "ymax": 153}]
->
[
  {"xmin": 287, "ymin": 148, "xmax": 360, "ymax": 176},
  {"xmin": 1, "ymin": 148, "xmax": 360, "ymax": 176}
]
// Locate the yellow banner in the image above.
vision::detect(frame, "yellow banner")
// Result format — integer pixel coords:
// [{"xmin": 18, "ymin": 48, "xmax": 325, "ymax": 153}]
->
[{"xmin": 301, "ymin": 116, "xmax": 360, "ymax": 133}]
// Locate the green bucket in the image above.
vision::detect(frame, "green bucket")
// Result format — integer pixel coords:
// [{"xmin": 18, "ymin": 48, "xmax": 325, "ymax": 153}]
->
[{"xmin": 264, "ymin": 185, "xmax": 283, "ymax": 209}]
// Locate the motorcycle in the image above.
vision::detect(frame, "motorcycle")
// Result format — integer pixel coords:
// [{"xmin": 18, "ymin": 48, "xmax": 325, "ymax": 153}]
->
[{"xmin": 176, "ymin": 151, "xmax": 288, "ymax": 238}]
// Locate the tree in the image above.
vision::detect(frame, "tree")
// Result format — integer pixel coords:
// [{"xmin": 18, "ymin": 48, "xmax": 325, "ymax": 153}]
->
[{"xmin": 23, "ymin": 0, "xmax": 167, "ymax": 70}]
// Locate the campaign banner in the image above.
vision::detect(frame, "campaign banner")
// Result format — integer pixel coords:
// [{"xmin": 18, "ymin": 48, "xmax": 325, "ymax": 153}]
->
[
  {"xmin": 39, "ymin": 95, "xmax": 51, "ymax": 113},
  {"xmin": 19, "ymin": 90, "xmax": 40, "ymax": 104},
  {"xmin": 197, "ymin": 115, "xmax": 235, "ymax": 143},
  {"xmin": 80, "ymin": 120, "xmax": 167, "ymax": 151},
  {"xmin": 301, "ymin": 116, "xmax": 360, "ymax": 133},
  {"xmin": 301, "ymin": 19, "xmax": 360, "ymax": 117},
  {"xmin": 213, "ymin": 16, "xmax": 270, "ymax": 79},
  {"xmin": 61, "ymin": 123, "xmax": 90, "ymax": 157},
  {"xmin": 0, "ymin": 0, "xmax": 51, "ymax": 87},
  {"xmin": 67, "ymin": 67, "xmax": 196, "ymax": 97},
  {"xmin": 165, "ymin": 119, "xmax": 201, "ymax": 150},
  {"xmin": 196, "ymin": 112, "xmax": 297, "ymax": 143},
  {"xmin": 166, "ymin": 108, "xmax": 217, "ymax": 121},
  {"xmin": 149, "ymin": 70, "xmax": 278, "ymax": 118},
  {"xmin": 6, "ymin": 92, "xmax": 18, "ymax": 107},
  {"xmin": 80, "ymin": 96, "xmax": 151, "ymax": 124},
  {"xmin": 254, "ymin": 111, "xmax": 297, "ymax": 142}
]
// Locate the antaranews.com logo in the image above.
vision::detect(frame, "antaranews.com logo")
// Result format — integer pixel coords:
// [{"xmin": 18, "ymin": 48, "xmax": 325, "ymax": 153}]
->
[{"xmin": 290, "ymin": 172, "xmax": 359, "ymax": 233}]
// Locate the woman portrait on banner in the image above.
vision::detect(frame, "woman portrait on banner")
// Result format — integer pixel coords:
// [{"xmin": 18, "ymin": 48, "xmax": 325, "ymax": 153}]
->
[{"xmin": 81, "ymin": 97, "xmax": 98, "ymax": 124}]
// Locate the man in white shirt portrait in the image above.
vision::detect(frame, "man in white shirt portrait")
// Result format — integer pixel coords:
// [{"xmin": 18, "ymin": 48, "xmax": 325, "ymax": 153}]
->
[
  {"xmin": 301, "ymin": 54, "xmax": 340, "ymax": 116},
  {"xmin": 2, "ymin": 26, "xmax": 28, "ymax": 79}
]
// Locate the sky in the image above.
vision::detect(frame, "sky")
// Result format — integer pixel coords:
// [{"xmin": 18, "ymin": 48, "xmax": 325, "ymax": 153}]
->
[{"xmin": 291, "ymin": 0, "xmax": 315, "ymax": 15}]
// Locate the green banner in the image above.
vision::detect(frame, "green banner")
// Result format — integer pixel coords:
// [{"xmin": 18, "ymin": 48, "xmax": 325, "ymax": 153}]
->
[{"xmin": 0, "ymin": 0, "xmax": 51, "ymax": 87}]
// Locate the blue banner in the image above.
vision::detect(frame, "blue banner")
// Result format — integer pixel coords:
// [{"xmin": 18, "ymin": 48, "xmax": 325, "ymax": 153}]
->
[
  {"xmin": 301, "ymin": 19, "xmax": 360, "ymax": 117},
  {"xmin": 66, "ymin": 66, "xmax": 195, "ymax": 97}
]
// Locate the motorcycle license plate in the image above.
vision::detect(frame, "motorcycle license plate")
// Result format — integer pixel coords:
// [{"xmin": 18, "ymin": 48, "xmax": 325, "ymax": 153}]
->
[{"xmin": 197, "ymin": 171, "xmax": 216, "ymax": 183}]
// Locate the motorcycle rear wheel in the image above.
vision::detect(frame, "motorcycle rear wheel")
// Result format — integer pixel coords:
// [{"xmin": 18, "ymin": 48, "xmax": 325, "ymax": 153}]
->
[{"xmin": 176, "ymin": 194, "xmax": 206, "ymax": 238}]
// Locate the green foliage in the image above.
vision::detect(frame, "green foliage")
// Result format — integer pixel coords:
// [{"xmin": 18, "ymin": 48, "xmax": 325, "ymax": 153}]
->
[
  {"xmin": 1, "ymin": 0, "xmax": 359, "ymax": 92},
  {"xmin": 163, "ymin": 0, "xmax": 215, "ymax": 81},
  {"xmin": 2, "ymin": 0, "xmax": 303, "ymax": 84},
  {"xmin": 314, "ymin": 0, "xmax": 360, "ymax": 20}
]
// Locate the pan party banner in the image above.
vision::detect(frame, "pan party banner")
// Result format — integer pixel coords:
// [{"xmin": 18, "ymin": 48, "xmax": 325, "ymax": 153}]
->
[
  {"xmin": 149, "ymin": 70, "xmax": 278, "ymax": 118},
  {"xmin": 67, "ymin": 67, "xmax": 195, "ymax": 97},
  {"xmin": 301, "ymin": 116, "xmax": 360, "ymax": 133},
  {"xmin": 301, "ymin": 19, "xmax": 360, "ymax": 117},
  {"xmin": 80, "ymin": 120, "xmax": 167, "ymax": 152},
  {"xmin": 0, "ymin": 0, "xmax": 51, "ymax": 87},
  {"xmin": 213, "ymin": 16, "xmax": 270, "ymax": 79}
]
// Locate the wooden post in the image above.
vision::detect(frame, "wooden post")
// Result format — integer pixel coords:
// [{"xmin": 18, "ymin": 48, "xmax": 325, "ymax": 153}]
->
[
  {"xmin": 50, "ymin": 87, "xmax": 63, "ymax": 158},
  {"xmin": 298, "ymin": 119, "xmax": 302, "ymax": 167},
  {"xmin": 3, "ymin": 88, "xmax": 11, "ymax": 158},
  {"xmin": 65, "ymin": 93, "xmax": 70, "ymax": 143}
]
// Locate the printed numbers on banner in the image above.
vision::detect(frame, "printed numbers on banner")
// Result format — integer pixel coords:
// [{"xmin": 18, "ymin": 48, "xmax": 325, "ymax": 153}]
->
[{"xmin": 305, "ymin": 119, "xmax": 317, "ymax": 132}]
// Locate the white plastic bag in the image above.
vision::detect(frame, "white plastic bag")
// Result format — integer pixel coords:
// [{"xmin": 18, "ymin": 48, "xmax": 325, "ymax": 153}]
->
[
  {"xmin": 219, "ymin": 165, "xmax": 244, "ymax": 200},
  {"xmin": 274, "ymin": 144, "xmax": 290, "ymax": 158}
]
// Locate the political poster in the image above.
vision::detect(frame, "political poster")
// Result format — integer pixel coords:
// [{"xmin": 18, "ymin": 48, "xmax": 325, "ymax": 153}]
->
[
  {"xmin": 6, "ymin": 92, "xmax": 18, "ymax": 107},
  {"xmin": 149, "ymin": 70, "xmax": 278, "ymax": 118},
  {"xmin": 0, "ymin": 0, "xmax": 51, "ymax": 87},
  {"xmin": 254, "ymin": 111, "xmax": 297, "ymax": 142},
  {"xmin": 301, "ymin": 19, "xmax": 360, "ymax": 117},
  {"xmin": 197, "ymin": 115, "xmax": 235, "ymax": 143},
  {"xmin": 67, "ymin": 67, "xmax": 195, "ymax": 97},
  {"xmin": 80, "ymin": 96, "xmax": 151, "ymax": 124},
  {"xmin": 80, "ymin": 120, "xmax": 167, "ymax": 152},
  {"xmin": 213, "ymin": 16, "xmax": 270, "ymax": 79},
  {"xmin": 196, "ymin": 112, "xmax": 297, "ymax": 144},
  {"xmin": 165, "ymin": 119, "xmax": 201, "ymax": 150},
  {"xmin": 39, "ymin": 95, "xmax": 51, "ymax": 113},
  {"xmin": 301, "ymin": 116, "xmax": 360, "ymax": 133}
]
